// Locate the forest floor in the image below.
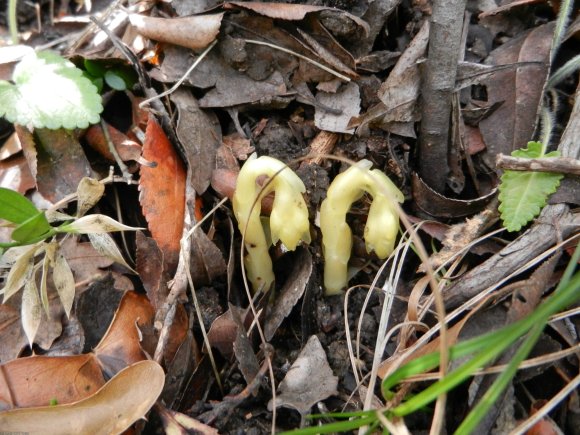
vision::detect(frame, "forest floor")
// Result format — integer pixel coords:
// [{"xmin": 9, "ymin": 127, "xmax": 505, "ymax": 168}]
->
[{"xmin": 0, "ymin": 0, "xmax": 579, "ymax": 434}]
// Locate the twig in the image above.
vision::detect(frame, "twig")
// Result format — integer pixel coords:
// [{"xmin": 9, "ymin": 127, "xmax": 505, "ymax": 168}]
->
[
  {"xmin": 198, "ymin": 357, "xmax": 270, "ymax": 426},
  {"xmin": 418, "ymin": 0, "xmax": 467, "ymax": 193},
  {"xmin": 496, "ymin": 154, "xmax": 580, "ymax": 176}
]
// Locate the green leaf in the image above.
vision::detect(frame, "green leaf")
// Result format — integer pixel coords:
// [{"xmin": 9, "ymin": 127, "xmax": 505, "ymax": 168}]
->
[
  {"xmin": 0, "ymin": 51, "xmax": 103, "ymax": 129},
  {"xmin": 0, "ymin": 187, "xmax": 41, "ymax": 223},
  {"xmin": 498, "ymin": 142, "xmax": 563, "ymax": 232},
  {"xmin": 10, "ymin": 212, "xmax": 52, "ymax": 243},
  {"xmin": 104, "ymin": 70, "xmax": 127, "ymax": 91}
]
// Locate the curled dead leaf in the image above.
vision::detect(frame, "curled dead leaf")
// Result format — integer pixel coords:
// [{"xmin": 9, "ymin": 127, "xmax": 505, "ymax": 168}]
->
[{"xmin": 129, "ymin": 13, "xmax": 224, "ymax": 51}]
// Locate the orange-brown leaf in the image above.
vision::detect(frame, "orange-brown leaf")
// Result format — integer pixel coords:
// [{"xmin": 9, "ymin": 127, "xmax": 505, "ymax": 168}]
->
[
  {"xmin": 138, "ymin": 116, "xmax": 186, "ymax": 270},
  {"xmin": 0, "ymin": 354, "xmax": 105, "ymax": 409}
]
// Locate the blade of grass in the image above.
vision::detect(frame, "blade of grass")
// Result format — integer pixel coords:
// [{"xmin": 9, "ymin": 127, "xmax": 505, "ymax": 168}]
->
[
  {"xmin": 454, "ymin": 322, "xmax": 544, "ymax": 434},
  {"xmin": 385, "ymin": 269, "xmax": 580, "ymax": 420},
  {"xmin": 280, "ymin": 414, "xmax": 377, "ymax": 435}
]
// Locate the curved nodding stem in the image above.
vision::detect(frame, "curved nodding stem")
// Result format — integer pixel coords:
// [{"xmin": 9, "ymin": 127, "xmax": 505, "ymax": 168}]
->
[
  {"xmin": 320, "ymin": 160, "xmax": 404, "ymax": 295},
  {"xmin": 232, "ymin": 154, "xmax": 310, "ymax": 293}
]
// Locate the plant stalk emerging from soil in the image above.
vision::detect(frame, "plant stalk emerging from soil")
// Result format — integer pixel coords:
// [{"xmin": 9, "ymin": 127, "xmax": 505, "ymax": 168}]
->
[
  {"xmin": 320, "ymin": 160, "xmax": 404, "ymax": 295},
  {"xmin": 233, "ymin": 154, "xmax": 310, "ymax": 292}
]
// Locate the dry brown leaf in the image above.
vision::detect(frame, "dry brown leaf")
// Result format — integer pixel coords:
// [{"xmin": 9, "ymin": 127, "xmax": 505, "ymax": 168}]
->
[
  {"xmin": 22, "ymin": 128, "xmax": 93, "ymax": 203},
  {"xmin": 0, "ymin": 360, "xmax": 164, "ymax": 435},
  {"xmin": 268, "ymin": 335, "xmax": 338, "ymax": 415},
  {"xmin": 84, "ymin": 122, "xmax": 144, "ymax": 164},
  {"xmin": 94, "ymin": 291, "xmax": 155, "ymax": 377},
  {"xmin": 129, "ymin": 13, "xmax": 224, "ymax": 51},
  {"xmin": 315, "ymin": 81, "xmax": 360, "ymax": 133},
  {"xmin": 264, "ymin": 248, "xmax": 312, "ymax": 341},
  {"xmin": 479, "ymin": 22, "xmax": 555, "ymax": 164},
  {"xmin": 0, "ymin": 353, "xmax": 105, "ymax": 409},
  {"xmin": 138, "ymin": 116, "xmax": 186, "ymax": 271},
  {"xmin": 224, "ymin": 2, "xmax": 370, "ymax": 35},
  {"xmin": 171, "ymin": 88, "xmax": 221, "ymax": 195},
  {"xmin": 136, "ymin": 231, "xmax": 167, "ymax": 311},
  {"xmin": 0, "ymin": 153, "xmax": 35, "ymax": 197}
]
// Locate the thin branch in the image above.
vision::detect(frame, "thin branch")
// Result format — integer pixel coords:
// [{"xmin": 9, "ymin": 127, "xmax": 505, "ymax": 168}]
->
[{"xmin": 496, "ymin": 154, "xmax": 580, "ymax": 176}]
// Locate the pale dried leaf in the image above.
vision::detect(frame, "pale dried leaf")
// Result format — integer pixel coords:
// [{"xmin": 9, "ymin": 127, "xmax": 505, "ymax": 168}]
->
[
  {"xmin": 315, "ymin": 82, "xmax": 360, "ymax": 133},
  {"xmin": 39, "ymin": 242, "xmax": 54, "ymax": 315},
  {"xmin": 2, "ymin": 243, "xmax": 38, "ymax": 303},
  {"xmin": 76, "ymin": 177, "xmax": 105, "ymax": 217},
  {"xmin": 0, "ymin": 360, "xmax": 164, "ymax": 435},
  {"xmin": 87, "ymin": 232, "xmax": 135, "ymax": 273},
  {"xmin": 62, "ymin": 214, "xmax": 142, "ymax": 234},
  {"xmin": 53, "ymin": 249, "xmax": 75, "ymax": 318},
  {"xmin": 21, "ymin": 277, "xmax": 42, "ymax": 346},
  {"xmin": 129, "ymin": 13, "xmax": 224, "ymax": 51},
  {"xmin": 268, "ymin": 335, "xmax": 338, "ymax": 415}
]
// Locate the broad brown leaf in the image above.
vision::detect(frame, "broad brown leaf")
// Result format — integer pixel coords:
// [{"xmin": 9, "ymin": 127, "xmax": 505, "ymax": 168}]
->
[
  {"xmin": 0, "ymin": 353, "xmax": 105, "ymax": 409},
  {"xmin": 138, "ymin": 116, "xmax": 186, "ymax": 270},
  {"xmin": 94, "ymin": 291, "xmax": 155, "ymax": 377},
  {"xmin": 0, "ymin": 360, "xmax": 164, "ymax": 435},
  {"xmin": 479, "ymin": 22, "xmax": 555, "ymax": 164}
]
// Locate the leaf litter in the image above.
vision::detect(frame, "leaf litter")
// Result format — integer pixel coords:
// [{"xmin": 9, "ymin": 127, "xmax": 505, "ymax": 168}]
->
[{"xmin": 0, "ymin": 0, "xmax": 579, "ymax": 433}]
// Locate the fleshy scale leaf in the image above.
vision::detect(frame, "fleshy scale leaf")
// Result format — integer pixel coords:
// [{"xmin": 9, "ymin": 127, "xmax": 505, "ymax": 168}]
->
[
  {"xmin": 0, "ymin": 51, "xmax": 103, "ymax": 129},
  {"xmin": 499, "ymin": 142, "xmax": 563, "ymax": 232}
]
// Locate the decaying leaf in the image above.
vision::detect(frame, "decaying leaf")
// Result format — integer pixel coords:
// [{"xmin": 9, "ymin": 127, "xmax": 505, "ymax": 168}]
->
[
  {"xmin": 171, "ymin": 88, "xmax": 221, "ymax": 195},
  {"xmin": 27, "ymin": 128, "xmax": 93, "ymax": 203},
  {"xmin": 94, "ymin": 291, "xmax": 155, "ymax": 377},
  {"xmin": 135, "ymin": 231, "xmax": 167, "ymax": 311},
  {"xmin": 129, "ymin": 13, "xmax": 224, "ymax": 52},
  {"xmin": 21, "ymin": 278, "xmax": 42, "ymax": 347},
  {"xmin": 62, "ymin": 214, "xmax": 141, "ymax": 234},
  {"xmin": 52, "ymin": 248, "xmax": 75, "ymax": 318},
  {"xmin": 2, "ymin": 243, "xmax": 38, "ymax": 303},
  {"xmin": 0, "ymin": 360, "xmax": 164, "ymax": 435},
  {"xmin": 264, "ymin": 248, "xmax": 312, "ymax": 341},
  {"xmin": 479, "ymin": 22, "xmax": 555, "ymax": 163},
  {"xmin": 0, "ymin": 353, "xmax": 106, "ymax": 409},
  {"xmin": 87, "ymin": 232, "xmax": 135, "ymax": 273},
  {"xmin": 138, "ymin": 116, "xmax": 186, "ymax": 271},
  {"xmin": 224, "ymin": 2, "xmax": 370, "ymax": 35},
  {"xmin": 268, "ymin": 335, "xmax": 338, "ymax": 416},
  {"xmin": 75, "ymin": 177, "xmax": 105, "ymax": 217},
  {"xmin": 314, "ymin": 81, "xmax": 360, "ymax": 133}
]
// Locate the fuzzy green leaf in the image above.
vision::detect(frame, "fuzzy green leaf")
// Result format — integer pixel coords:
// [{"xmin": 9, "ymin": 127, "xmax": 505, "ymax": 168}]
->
[
  {"xmin": 498, "ymin": 142, "xmax": 563, "ymax": 232},
  {"xmin": 0, "ymin": 51, "xmax": 103, "ymax": 129}
]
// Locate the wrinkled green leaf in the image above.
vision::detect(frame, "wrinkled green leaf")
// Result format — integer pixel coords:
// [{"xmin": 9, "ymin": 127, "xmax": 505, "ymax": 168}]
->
[
  {"xmin": 0, "ymin": 51, "xmax": 103, "ymax": 129},
  {"xmin": 11, "ymin": 212, "xmax": 52, "ymax": 243},
  {"xmin": 0, "ymin": 187, "xmax": 41, "ymax": 223},
  {"xmin": 499, "ymin": 142, "xmax": 563, "ymax": 232}
]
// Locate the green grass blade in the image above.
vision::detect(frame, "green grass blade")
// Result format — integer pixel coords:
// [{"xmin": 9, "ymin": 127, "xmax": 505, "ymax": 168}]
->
[
  {"xmin": 280, "ymin": 414, "xmax": 377, "ymax": 435},
  {"xmin": 455, "ymin": 323, "xmax": 544, "ymax": 434}
]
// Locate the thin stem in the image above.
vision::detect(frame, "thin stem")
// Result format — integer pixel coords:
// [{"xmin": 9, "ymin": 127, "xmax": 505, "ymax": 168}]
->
[{"xmin": 8, "ymin": 0, "xmax": 18, "ymax": 44}]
